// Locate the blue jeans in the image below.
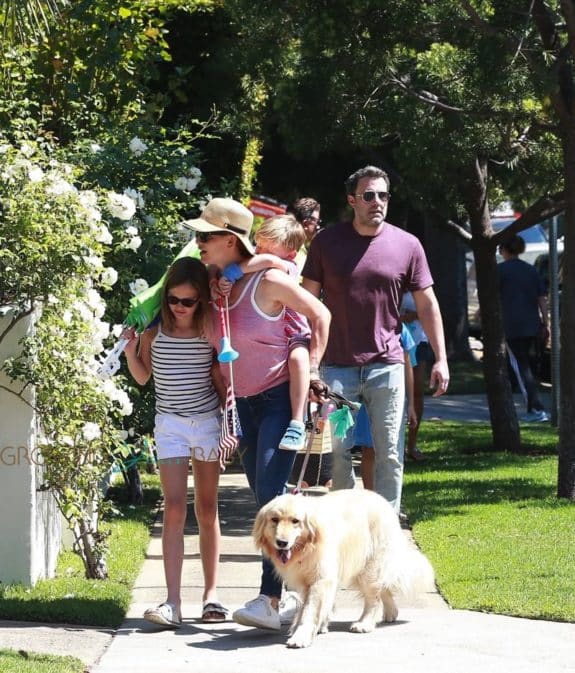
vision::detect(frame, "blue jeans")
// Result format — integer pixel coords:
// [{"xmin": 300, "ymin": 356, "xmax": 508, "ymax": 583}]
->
[
  {"xmin": 236, "ymin": 381, "xmax": 295, "ymax": 598},
  {"xmin": 323, "ymin": 363, "xmax": 405, "ymax": 513}
]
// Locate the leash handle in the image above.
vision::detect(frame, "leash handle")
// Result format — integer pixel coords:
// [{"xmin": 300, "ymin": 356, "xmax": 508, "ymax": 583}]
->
[{"xmin": 293, "ymin": 402, "xmax": 332, "ymax": 493}]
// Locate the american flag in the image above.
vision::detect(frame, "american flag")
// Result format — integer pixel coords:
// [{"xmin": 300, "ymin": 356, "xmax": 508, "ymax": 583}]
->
[{"xmin": 219, "ymin": 384, "xmax": 242, "ymax": 469}]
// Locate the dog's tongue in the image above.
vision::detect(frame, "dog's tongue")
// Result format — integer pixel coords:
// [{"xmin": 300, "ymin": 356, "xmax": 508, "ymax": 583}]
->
[{"xmin": 278, "ymin": 548, "xmax": 292, "ymax": 564}]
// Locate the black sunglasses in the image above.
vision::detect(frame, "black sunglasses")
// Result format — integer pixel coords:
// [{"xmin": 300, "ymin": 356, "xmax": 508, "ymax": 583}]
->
[
  {"xmin": 167, "ymin": 295, "xmax": 199, "ymax": 308},
  {"xmin": 195, "ymin": 231, "xmax": 231, "ymax": 243},
  {"xmin": 356, "ymin": 190, "xmax": 390, "ymax": 203}
]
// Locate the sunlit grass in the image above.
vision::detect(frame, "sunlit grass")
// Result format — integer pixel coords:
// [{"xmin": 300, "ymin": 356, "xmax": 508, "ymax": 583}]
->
[
  {"xmin": 0, "ymin": 474, "xmax": 161, "ymax": 627},
  {"xmin": 403, "ymin": 421, "xmax": 574, "ymax": 621}
]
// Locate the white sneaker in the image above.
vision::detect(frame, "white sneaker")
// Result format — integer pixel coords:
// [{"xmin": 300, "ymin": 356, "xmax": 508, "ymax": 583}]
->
[
  {"xmin": 522, "ymin": 410, "xmax": 550, "ymax": 423},
  {"xmin": 531, "ymin": 410, "xmax": 550, "ymax": 422},
  {"xmin": 232, "ymin": 595, "xmax": 281, "ymax": 630},
  {"xmin": 278, "ymin": 591, "xmax": 302, "ymax": 625}
]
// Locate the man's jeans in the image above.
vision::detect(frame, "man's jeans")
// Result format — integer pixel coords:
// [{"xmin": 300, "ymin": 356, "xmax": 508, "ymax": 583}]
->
[
  {"xmin": 323, "ymin": 363, "xmax": 405, "ymax": 513},
  {"xmin": 236, "ymin": 381, "xmax": 295, "ymax": 598}
]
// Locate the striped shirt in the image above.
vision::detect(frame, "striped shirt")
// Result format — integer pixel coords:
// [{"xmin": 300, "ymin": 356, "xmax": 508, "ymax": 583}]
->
[{"xmin": 151, "ymin": 326, "xmax": 220, "ymax": 418}]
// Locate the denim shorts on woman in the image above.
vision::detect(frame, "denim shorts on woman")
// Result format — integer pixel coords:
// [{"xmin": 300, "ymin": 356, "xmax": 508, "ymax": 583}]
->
[{"xmin": 154, "ymin": 412, "xmax": 221, "ymax": 462}]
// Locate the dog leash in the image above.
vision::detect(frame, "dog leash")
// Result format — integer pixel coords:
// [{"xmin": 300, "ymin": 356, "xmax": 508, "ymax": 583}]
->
[{"xmin": 292, "ymin": 391, "xmax": 359, "ymax": 494}]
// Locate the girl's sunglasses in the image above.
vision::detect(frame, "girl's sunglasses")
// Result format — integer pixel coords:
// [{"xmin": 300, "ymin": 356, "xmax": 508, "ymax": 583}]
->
[
  {"xmin": 195, "ymin": 231, "xmax": 231, "ymax": 243},
  {"xmin": 167, "ymin": 295, "xmax": 199, "ymax": 308}
]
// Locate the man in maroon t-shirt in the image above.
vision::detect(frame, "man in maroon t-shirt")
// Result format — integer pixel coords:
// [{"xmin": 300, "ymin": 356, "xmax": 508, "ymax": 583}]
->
[{"xmin": 302, "ymin": 165, "xmax": 449, "ymax": 514}]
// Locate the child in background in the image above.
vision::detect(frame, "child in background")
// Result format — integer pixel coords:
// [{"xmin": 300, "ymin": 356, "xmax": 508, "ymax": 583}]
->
[
  {"xmin": 218, "ymin": 214, "xmax": 312, "ymax": 452},
  {"xmin": 400, "ymin": 290, "xmax": 433, "ymax": 461},
  {"xmin": 355, "ymin": 324, "xmax": 418, "ymax": 492},
  {"xmin": 123, "ymin": 257, "xmax": 228, "ymax": 626}
]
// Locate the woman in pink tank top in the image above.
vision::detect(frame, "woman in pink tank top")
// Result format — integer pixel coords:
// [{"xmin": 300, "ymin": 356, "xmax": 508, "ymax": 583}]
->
[{"xmin": 182, "ymin": 198, "xmax": 330, "ymax": 631}]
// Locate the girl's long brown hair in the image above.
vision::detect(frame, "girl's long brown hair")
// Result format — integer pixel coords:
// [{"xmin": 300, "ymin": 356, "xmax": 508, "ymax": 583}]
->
[{"xmin": 160, "ymin": 257, "xmax": 210, "ymax": 333}]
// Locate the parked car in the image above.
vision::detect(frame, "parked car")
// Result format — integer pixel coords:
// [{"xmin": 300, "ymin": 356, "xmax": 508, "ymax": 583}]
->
[{"xmin": 491, "ymin": 217, "xmax": 559, "ymax": 265}]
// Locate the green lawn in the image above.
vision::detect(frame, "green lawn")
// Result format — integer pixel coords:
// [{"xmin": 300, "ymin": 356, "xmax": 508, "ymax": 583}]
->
[
  {"xmin": 0, "ymin": 650, "xmax": 84, "ymax": 673},
  {"xmin": 440, "ymin": 358, "xmax": 486, "ymax": 395},
  {"xmin": 403, "ymin": 420, "xmax": 574, "ymax": 621},
  {"xmin": 0, "ymin": 475, "xmax": 161, "ymax": 628}
]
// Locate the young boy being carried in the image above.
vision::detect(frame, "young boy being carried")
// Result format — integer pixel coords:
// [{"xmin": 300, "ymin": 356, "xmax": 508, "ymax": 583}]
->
[{"xmin": 218, "ymin": 214, "xmax": 311, "ymax": 452}]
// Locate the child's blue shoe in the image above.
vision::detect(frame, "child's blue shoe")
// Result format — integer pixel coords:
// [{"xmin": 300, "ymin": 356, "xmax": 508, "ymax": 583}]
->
[{"xmin": 279, "ymin": 420, "xmax": 306, "ymax": 451}]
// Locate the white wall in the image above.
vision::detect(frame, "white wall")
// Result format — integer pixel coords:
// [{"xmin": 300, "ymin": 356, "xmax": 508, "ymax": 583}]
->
[{"xmin": 0, "ymin": 308, "xmax": 61, "ymax": 585}]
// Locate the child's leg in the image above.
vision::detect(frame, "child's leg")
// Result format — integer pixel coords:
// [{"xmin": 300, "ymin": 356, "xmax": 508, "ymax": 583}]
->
[
  {"xmin": 288, "ymin": 344, "xmax": 310, "ymax": 423},
  {"xmin": 407, "ymin": 362, "xmax": 426, "ymax": 458},
  {"xmin": 279, "ymin": 344, "xmax": 309, "ymax": 451},
  {"xmin": 190, "ymin": 457, "xmax": 222, "ymax": 606},
  {"xmin": 158, "ymin": 457, "xmax": 190, "ymax": 613},
  {"xmin": 360, "ymin": 446, "xmax": 375, "ymax": 491}
]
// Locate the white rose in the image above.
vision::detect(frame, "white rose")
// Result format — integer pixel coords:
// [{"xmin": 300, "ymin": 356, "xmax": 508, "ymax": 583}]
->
[
  {"xmin": 101, "ymin": 267, "xmax": 118, "ymax": 287},
  {"xmin": 28, "ymin": 165, "xmax": 44, "ymax": 183},
  {"xmin": 82, "ymin": 422, "xmax": 101, "ymax": 442},
  {"xmin": 189, "ymin": 166, "xmax": 202, "ymax": 179},
  {"xmin": 79, "ymin": 190, "xmax": 98, "ymax": 208},
  {"xmin": 46, "ymin": 177, "xmax": 76, "ymax": 196},
  {"xmin": 129, "ymin": 136, "xmax": 148, "ymax": 156},
  {"xmin": 125, "ymin": 225, "xmax": 139, "ymax": 236},
  {"xmin": 124, "ymin": 187, "xmax": 145, "ymax": 209},
  {"xmin": 116, "ymin": 390, "xmax": 133, "ymax": 416},
  {"xmin": 85, "ymin": 288, "xmax": 106, "ymax": 318},
  {"xmin": 83, "ymin": 255, "xmax": 104, "ymax": 270},
  {"xmin": 86, "ymin": 207, "xmax": 102, "ymax": 224},
  {"xmin": 94, "ymin": 224, "xmax": 113, "ymax": 244},
  {"xmin": 107, "ymin": 192, "xmax": 136, "ymax": 221},
  {"xmin": 129, "ymin": 278, "xmax": 149, "ymax": 296},
  {"xmin": 174, "ymin": 176, "xmax": 188, "ymax": 191},
  {"xmin": 126, "ymin": 235, "xmax": 142, "ymax": 251},
  {"xmin": 20, "ymin": 142, "xmax": 35, "ymax": 157}
]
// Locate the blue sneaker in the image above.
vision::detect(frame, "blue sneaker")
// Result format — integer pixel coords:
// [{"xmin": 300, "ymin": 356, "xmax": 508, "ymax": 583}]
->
[{"xmin": 279, "ymin": 420, "xmax": 306, "ymax": 451}]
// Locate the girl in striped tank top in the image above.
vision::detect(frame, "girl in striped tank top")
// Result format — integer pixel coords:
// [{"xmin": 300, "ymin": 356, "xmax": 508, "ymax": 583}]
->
[{"xmin": 123, "ymin": 258, "xmax": 228, "ymax": 627}]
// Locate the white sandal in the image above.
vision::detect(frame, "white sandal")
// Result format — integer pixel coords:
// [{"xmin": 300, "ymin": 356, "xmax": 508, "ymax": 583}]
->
[{"xmin": 143, "ymin": 602, "xmax": 182, "ymax": 628}]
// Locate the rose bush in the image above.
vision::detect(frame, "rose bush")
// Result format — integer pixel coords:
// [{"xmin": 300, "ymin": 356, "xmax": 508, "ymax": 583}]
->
[{"xmin": 0, "ymin": 128, "xmax": 225, "ymax": 578}]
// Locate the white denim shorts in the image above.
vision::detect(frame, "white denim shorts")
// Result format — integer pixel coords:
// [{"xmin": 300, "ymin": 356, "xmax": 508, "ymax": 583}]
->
[{"xmin": 154, "ymin": 412, "xmax": 221, "ymax": 462}]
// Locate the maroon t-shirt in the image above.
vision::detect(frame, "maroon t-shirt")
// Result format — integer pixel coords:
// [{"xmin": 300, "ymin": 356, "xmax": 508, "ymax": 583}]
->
[{"xmin": 302, "ymin": 221, "xmax": 433, "ymax": 365}]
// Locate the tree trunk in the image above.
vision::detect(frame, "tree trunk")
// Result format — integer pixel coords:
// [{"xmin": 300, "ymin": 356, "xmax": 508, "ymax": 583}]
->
[
  {"xmin": 463, "ymin": 157, "xmax": 521, "ymax": 452},
  {"xmin": 474, "ymin": 242, "xmax": 522, "ymax": 451},
  {"xmin": 424, "ymin": 213, "xmax": 474, "ymax": 360},
  {"xmin": 557, "ymin": 125, "xmax": 575, "ymax": 498}
]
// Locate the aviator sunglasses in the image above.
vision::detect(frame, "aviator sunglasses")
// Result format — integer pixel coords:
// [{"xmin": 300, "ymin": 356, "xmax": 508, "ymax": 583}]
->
[
  {"xmin": 356, "ymin": 190, "xmax": 390, "ymax": 203},
  {"xmin": 195, "ymin": 231, "xmax": 231, "ymax": 243},
  {"xmin": 167, "ymin": 295, "xmax": 199, "ymax": 308}
]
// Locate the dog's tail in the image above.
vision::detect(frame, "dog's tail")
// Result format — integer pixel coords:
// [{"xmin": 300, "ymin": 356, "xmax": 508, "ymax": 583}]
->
[{"xmin": 381, "ymin": 534, "xmax": 435, "ymax": 598}]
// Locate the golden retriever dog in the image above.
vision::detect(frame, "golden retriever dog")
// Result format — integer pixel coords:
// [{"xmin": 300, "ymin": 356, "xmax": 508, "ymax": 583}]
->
[{"xmin": 253, "ymin": 489, "xmax": 434, "ymax": 649}]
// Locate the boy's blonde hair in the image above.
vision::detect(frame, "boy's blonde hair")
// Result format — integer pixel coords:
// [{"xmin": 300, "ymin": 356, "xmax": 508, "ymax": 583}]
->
[{"xmin": 255, "ymin": 214, "xmax": 306, "ymax": 253}]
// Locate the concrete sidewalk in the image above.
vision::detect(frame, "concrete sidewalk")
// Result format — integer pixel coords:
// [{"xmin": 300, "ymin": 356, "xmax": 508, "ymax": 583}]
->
[
  {"xmin": 3, "ymin": 467, "xmax": 573, "ymax": 673},
  {"xmin": 94, "ymin": 471, "xmax": 575, "ymax": 673},
  {"xmin": 1, "ymin": 391, "xmax": 572, "ymax": 672},
  {"xmin": 424, "ymin": 391, "xmax": 553, "ymax": 423}
]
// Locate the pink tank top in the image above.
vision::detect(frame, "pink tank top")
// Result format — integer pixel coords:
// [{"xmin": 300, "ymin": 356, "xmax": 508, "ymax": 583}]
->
[{"xmin": 208, "ymin": 271, "xmax": 290, "ymax": 397}]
